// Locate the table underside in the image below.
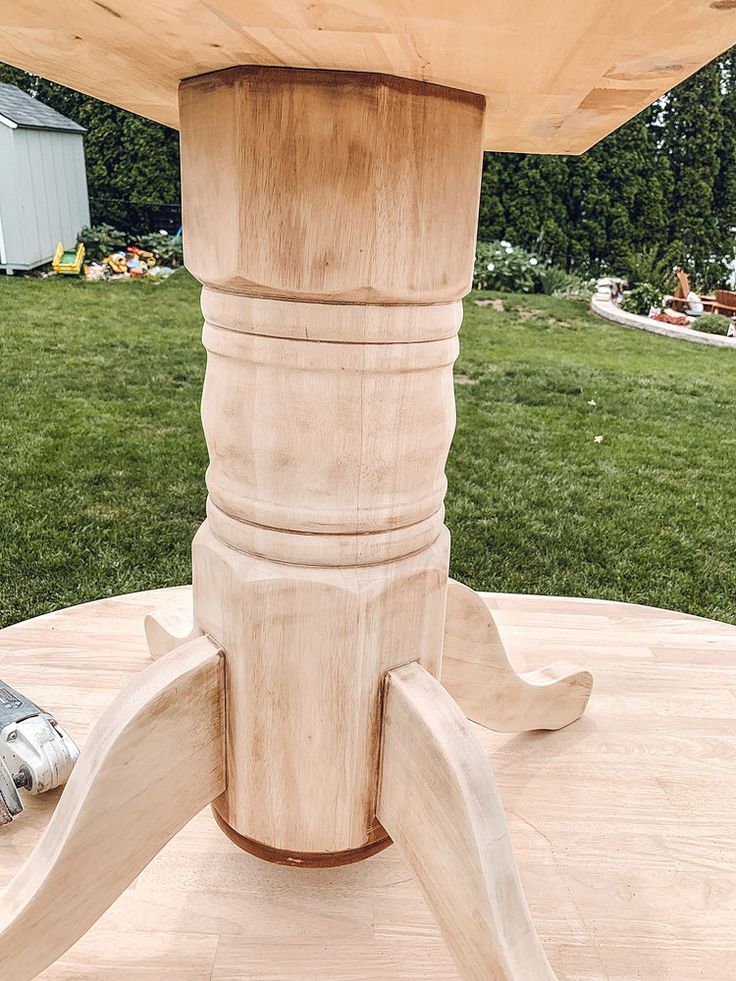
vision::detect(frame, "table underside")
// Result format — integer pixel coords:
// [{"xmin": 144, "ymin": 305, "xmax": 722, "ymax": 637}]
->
[{"xmin": 1, "ymin": 1, "xmax": 736, "ymax": 152}]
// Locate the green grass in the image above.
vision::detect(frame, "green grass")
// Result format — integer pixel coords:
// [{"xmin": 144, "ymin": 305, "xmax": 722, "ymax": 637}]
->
[
  {"xmin": 1, "ymin": 274, "xmax": 735, "ymax": 627},
  {"xmin": 0, "ymin": 273, "xmax": 206, "ymax": 626}
]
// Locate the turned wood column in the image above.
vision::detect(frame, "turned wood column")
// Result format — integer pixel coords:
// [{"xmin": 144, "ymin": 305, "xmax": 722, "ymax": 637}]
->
[{"xmin": 179, "ymin": 67, "xmax": 484, "ymax": 863}]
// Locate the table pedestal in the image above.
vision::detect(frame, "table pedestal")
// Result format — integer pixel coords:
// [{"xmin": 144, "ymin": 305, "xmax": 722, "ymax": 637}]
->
[{"xmin": 0, "ymin": 67, "xmax": 592, "ymax": 981}]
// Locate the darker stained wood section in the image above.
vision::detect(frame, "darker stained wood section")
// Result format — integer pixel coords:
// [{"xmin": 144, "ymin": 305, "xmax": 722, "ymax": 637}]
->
[
  {"xmin": 179, "ymin": 64, "xmax": 486, "ymax": 113},
  {"xmin": 212, "ymin": 807, "xmax": 393, "ymax": 867}
]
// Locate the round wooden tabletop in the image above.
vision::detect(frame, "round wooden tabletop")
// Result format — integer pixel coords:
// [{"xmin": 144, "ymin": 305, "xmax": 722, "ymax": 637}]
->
[{"xmin": 1, "ymin": 587, "xmax": 734, "ymax": 980}]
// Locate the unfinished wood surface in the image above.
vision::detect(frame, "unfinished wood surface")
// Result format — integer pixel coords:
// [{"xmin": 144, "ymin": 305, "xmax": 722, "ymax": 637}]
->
[
  {"xmin": 144, "ymin": 602, "xmax": 196, "ymax": 660},
  {"xmin": 0, "ymin": 633, "xmax": 225, "ymax": 981},
  {"xmin": 180, "ymin": 68, "xmax": 483, "ymax": 303},
  {"xmin": 442, "ymin": 580, "xmax": 593, "ymax": 732},
  {"xmin": 1, "ymin": 2, "xmax": 736, "ymax": 152},
  {"xmin": 180, "ymin": 68, "xmax": 483, "ymax": 857},
  {"xmin": 378, "ymin": 661, "xmax": 556, "ymax": 980},
  {"xmin": 0, "ymin": 586, "xmax": 735, "ymax": 979}
]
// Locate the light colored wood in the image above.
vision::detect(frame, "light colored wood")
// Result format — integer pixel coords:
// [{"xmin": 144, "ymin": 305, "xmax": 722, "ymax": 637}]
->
[
  {"xmin": 180, "ymin": 67, "xmax": 483, "ymax": 857},
  {"xmin": 442, "ymin": 580, "xmax": 593, "ymax": 732},
  {"xmin": 378, "ymin": 661, "xmax": 556, "ymax": 981},
  {"xmin": 144, "ymin": 603, "xmax": 196, "ymax": 660},
  {"xmin": 180, "ymin": 68, "xmax": 483, "ymax": 304},
  {"xmin": 1, "ymin": 2, "xmax": 736, "ymax": 153},
  {"xmin": 1, "ymin": 587, "xmax": 735, "ymax": 979},
  {"xmin": 0, "ymin": 633, "xmax": 225, "ymax": 981}
]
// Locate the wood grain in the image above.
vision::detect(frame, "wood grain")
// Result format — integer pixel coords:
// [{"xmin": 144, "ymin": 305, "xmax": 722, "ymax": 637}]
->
[
  {"xmin": 180, "ymin": 68, "xmax": 484, "ymax": 302},
  {"xmin": 0, "ymin": 634, "xmax": 225, "ymax": 981},
  {"xmin": 0, "ymin": 2, "xmax": 735, "ymax": 152},
  {"xmin": 378, "ymin": 661, "xmax": 556, "ymax": 980},
  {"xmin": 144, "ymin": 603, "xmax": 196, "ymax": 660},
  {"xmin": 442, "ymin": 580, "xmax": 593, "ymax": 732},
  {"xmin": 0, "ymin": 586, "xmax": 734, "ymax": 979},
  {"xmin": 180, "ymin": 68, "xmax": 483, "ymax": 857}
]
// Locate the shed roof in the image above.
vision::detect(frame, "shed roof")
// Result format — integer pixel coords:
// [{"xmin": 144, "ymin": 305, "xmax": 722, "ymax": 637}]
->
[{"xmin": 0, "ymin": 83, "xmax": 85, "ymax": 134}]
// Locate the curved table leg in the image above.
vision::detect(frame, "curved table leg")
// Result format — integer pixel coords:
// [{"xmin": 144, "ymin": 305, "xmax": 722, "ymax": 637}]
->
[
  {"xmin": 377, "ymin": 661, "xmax": 556, "ymax": 981},
  {"xmin": 144, "ymin": 602, "xmax": 197, "ymax": 659},
  {"xmin": 377, "ymin": 663, "xmax": 555, "ymax": 981},
  {"xmin": 442, "ymin": 580, "xmax": 593, "ymax": 732},
  {"xmin": 0, "ymin": 635, "xmax": 225, "ymax": 981}
]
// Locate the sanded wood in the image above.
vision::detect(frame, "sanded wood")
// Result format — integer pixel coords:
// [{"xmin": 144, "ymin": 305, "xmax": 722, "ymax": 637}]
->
[
  {"xmin": 378, "ymin": 661, "xmax": 556, "ymax": 980},
  {"xmin": 144, "ymin": 603, "xmax": 196, "ymax": 660},
  {"xmin": 0, "ymin": 2, "xmax": 735, "ymax": 152},
  {"xmin": 0, "ymin": 634, "xmax": 225, "ymax": 981},
  {"xmin": 179, "ymin": 68, "xmax": 484, "ymax": 304},
  {"xmin": 181, "ymin": 67, "xmax": 483, "ymax": 857},
  {"xmin": 2, "ymin": 586, "xmax": 733, "ymax": 979},
  {"xmin": 442, "ymin": 580, "xmax": 593, "ymax": 732}
]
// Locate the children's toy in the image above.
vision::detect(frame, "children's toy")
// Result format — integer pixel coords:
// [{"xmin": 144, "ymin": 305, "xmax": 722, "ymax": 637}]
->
[
  {"xmin": 104, "ymin": 251, "xmax": 128, "ymax": 274},
  {"xmin": 127, "ymin": 246, "xmax": 156, "ymax": 267},
  {"xmin": 51, "ymin": 242, "xmax": 85, "ymax": 275}
]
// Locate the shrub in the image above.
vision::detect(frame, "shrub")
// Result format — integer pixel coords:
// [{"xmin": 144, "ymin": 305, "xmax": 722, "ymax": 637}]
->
[
  {"xmin": 538, "ymin": 265, "xmax": 593, "ymax": 298},
  {"xmin": 136, "ymin": 231, "xmax": 183, "ymax": 267},
  {"xmin": 79, "ymin": 225, "xmax": 184, "ymax": 266},
  {"xmin": 622, "ymin": 245, "xmax": 677, "ymax": 293},
  {"xmin": 620, "ymin": 283, "xmax": 663, "ymax": 317},
  {"xmin": 536, "ymin": 265, "xmax": 569, "ymax": 295},
  {"xmin": 474, "ymin": 241, "xmax": 541, "ymax": 293},
  {"xmin": 79, "ymin": 223, "xmax": 127, "ymax": 262},
  {"xmin": 693, "ymin": 313, "xmax": 732, "ymax": 335}
]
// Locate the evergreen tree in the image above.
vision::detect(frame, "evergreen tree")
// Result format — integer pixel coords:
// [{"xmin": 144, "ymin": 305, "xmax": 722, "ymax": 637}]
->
[
  {"xmin": 477, "ymin": 152, "xmax": 506, "ymax": 242},
  {"xmin": 715, "ymin": 49, "xmax": 736, "ymax": 276},
  {"xmin": 564, "ymin": 151, "xmax": 606, "ymax": 275},
  {"xmin": 475, "ymin": 47, "xmax": 736, "ymax": 284},
  {"xmin": 661, "ymin": 60, "xmax": 726, "ymax": 289},
  {"xmin": 502, "ymin": 155, "xmax": 569, "ymax": 263},
  {"xmin": 571, "ymin": 108, "xmax": 671, "ymax": 277},
  {"xmin": 478, "ymin": 153, "xmax": 569, "ymax": 265}
]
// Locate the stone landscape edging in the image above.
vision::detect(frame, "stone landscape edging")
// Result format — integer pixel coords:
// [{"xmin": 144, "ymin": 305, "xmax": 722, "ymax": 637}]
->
[{"xmin": 591, "ymin": 294, "xmax": 736, "ymax": 348}]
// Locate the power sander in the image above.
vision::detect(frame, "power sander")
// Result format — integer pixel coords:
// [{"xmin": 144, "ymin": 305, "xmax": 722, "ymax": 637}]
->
[{"xmin": 0, "ymin": 680, "xmax": 79, "ymax": 826}]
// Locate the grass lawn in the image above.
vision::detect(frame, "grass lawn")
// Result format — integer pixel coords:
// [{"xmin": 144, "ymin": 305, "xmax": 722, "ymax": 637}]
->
[{"xmin": 1, "ymin": 271, "xmax": 735, "ymax": 628}]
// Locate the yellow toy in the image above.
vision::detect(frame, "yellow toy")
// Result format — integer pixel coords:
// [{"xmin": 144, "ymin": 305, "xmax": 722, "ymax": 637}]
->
[
  {"xmin": 103, "ymin": 251, "xmax": 128, "ymax": 274},
  {"xmin": 51, "ymin": 242, "xmax": 85, "ymax": 275}
]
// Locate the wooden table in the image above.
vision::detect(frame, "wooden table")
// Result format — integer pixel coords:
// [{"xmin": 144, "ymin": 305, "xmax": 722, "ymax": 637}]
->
[
  {"xmin": 2, "ymin": 6, "xmax": 736, "ymax": 979},
  {"xmin": 1, "ymin": 587, "xmax": 734, "ymax": 980}
]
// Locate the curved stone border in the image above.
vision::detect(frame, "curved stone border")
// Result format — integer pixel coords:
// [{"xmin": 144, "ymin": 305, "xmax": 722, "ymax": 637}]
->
[{"xmin": 591, "ymin": 294, "xmax": 736, "ymax": 348}]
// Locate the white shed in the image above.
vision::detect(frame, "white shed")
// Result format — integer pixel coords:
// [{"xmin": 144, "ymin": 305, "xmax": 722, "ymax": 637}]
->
[{"xmin": 0, "ymin": 83, "xmax": 90, "ymax": 274}]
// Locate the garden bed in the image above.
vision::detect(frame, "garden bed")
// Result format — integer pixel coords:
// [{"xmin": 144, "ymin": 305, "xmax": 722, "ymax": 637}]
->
[{"xmin": 591, "ymin": 293, "xmax": 736, "ymax": 348}]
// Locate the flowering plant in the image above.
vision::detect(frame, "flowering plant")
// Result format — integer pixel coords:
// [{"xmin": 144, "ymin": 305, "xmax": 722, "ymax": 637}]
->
[{"xmin": 473, "ymin": 240, "xmax": 541, "ymax": 292}]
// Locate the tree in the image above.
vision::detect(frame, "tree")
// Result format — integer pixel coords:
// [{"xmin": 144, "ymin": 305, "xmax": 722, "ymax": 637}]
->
[
  {"xmin": 715, "ymin": 48, "xmax": 736, "ymax": 275},
  {"xmin": 477, "ymin": 152, "xmax": 506, "ymax": 242},
  {"xmin": 659, "ymin": 60, "xmax": 726, "ymax": 289},
  {"xmin": 476, "ymin": 46, "xmax": 736, "ymax": 285}
]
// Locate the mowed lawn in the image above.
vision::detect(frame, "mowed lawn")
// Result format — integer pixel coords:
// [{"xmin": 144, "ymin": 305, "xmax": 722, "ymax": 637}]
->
[{"xmin": 1, "ymin": 271, "xmax": 735, "ymax": 628}]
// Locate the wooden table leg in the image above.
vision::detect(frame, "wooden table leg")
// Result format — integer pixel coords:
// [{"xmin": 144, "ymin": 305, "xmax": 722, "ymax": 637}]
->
[
  {"xmin": 378, "ymin": 662, "xmax": 557, "ymax": 981},
  {"xmin": 0, "ymin": 637, "xmax": 225, "ymax": 981},
  {"xmin": 177, "ymin": 66, "xmax": 485, "ymax": 862},
  {"xmin": 1, "ymin": 65, "xmax": 591, "ymax": 979},
  {"xmin": 443, "ymin": 580, "xmax": 593, "ymax": 732}
]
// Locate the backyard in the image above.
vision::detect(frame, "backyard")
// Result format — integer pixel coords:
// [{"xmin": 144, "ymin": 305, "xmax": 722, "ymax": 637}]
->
[{"xmin": 1, "ymin": 270, "xmax": 735, "ymax": 628}]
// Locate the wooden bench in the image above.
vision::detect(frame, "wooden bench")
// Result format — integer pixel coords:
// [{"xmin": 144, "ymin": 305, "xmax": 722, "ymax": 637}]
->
[{"xmin": 713, "ymin": 290, "xmax": 736, "ymax": 317}]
